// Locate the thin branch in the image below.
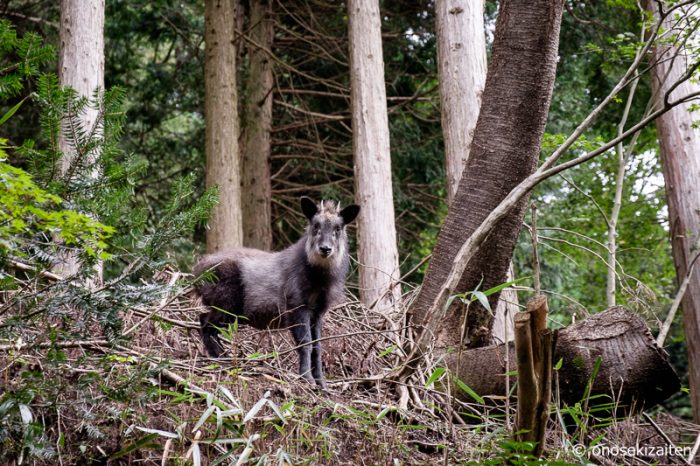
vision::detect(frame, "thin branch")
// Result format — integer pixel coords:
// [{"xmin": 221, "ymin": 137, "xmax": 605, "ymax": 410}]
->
[
  {"xmin": 607, "ymin": 66, "xmax": 642, "ymax": 307},
  {"xmin": 0, "ymin": 338, "xmax": 109, "ymax": 352},
  {"xmin": 531, "ymin": 204, "xmax": 541, "ymax": 295},
  {"xmin": 0, "ymin": 11, "xmax": 58, "ymax": 28},
  {"xmin": 656, "ymin": 235, "xmax": 700, "ymax": 347},
  {"xmin": 540, "ymin": 0, "xmax": 695, "ymax": 174},
  {"xmin": 8, "ymin": 259, "xmax": 63, "ymax": 282},
  {"xmin": 643, "ymin": 412, "xmax": 693, "ymax": 466}
]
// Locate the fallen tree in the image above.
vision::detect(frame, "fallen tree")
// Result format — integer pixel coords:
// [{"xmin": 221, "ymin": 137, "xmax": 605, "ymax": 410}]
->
[{"xmin": 448, "ymin": 307, "xmax": 680, "ymax": 411}]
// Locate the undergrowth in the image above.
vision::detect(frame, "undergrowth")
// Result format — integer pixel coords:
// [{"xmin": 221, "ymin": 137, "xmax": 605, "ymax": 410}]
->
[{"xmin": 3, "ymin": 285, "xmax": 698, "ymax": 465}]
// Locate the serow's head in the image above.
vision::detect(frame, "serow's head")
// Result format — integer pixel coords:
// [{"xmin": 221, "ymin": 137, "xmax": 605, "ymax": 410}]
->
[{"xmin": 301, "ymin": 196, "xmax": 360, "ymax": 267}]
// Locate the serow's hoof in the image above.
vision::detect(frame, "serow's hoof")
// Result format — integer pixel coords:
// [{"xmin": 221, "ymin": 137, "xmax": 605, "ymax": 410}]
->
[{"xmin": 315, "ymin": 379, "xmax": 328, "ymax": 390}]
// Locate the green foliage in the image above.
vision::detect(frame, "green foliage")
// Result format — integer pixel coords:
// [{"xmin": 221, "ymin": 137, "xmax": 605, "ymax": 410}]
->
[
  {"xmin": 472, "ymin": 439, "xmax": 578, "ymax": 466},
  {"xmin": 0, "ymin": 21, "xmax": 217, "ymax": 464},
  {"xmin": 0, "ymin": 394, "xmax": 55, "ymax": 463},
  {"xmin": 0, "ymin": 159, "xmax": 113, "ymax": 258},
  {"xmin": 0, "ymin": 20, "xmax": 54, "ymax": 98},
  {"xmin": 5, "ymin": 53, "xmax": 215, "ymax": 279},
  {"xmin": 514, "ymin": 1, "xmax": 676, "ymax": 325},
  {"xmin": 105, "ymin": 0, "xmax": 206, "ymax": 265},
  {"xmin": 517, "ymin": 149, "xmax": 674, "ymax": 322},
  {"xmin": 0, "ymin": 21, "xmax": 113, "ymax": 263}
]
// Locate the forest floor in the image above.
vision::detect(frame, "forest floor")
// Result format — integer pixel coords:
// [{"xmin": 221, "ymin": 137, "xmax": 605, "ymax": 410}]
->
[{"xmin": 2, "ymin": 268, "xmax": 699, "ymax": 465}]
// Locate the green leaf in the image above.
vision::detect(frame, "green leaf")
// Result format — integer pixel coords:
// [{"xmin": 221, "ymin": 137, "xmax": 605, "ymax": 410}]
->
[
  {"xmin": 424, "ymin": 367, "xmax": 446, "ymax": 387},
  {"xmin": 134, "ymin": 426, "xmax": 178, "ymax": 439},
  {"xmin": 455, "ymin": 378, "xmax": 485, "ymax": 405},
  {"xmin": 376, "ymin": 407, "xmax": 394, "ymax": 421},
  {"xmin": 378, "ymin": 344, "xmax": 397, "ymax": 358},
  {"xmin": 472, "ymin": 290, "xmax": 492, "ymax": 313},
  {"xmin": 192, "ymin": 404, "xmax": 216, "ymax": 433},
  {"xmin": 482, "ymin": 276, "xmax": 528, "ymax": 296},
  {"xmin": 109, "ymin": 433, "xmax": 160, "ymax": 460},
  {"xmin": 444, "ymin": 293, "xmax": 459, "ymax": 310},
  {"xmin": 582, "ymin": 356, "xmax": 603, "ymax": 402},
  {"xmin": 0, "ymin": 96, "xmax": 27, "ymax": 126}
]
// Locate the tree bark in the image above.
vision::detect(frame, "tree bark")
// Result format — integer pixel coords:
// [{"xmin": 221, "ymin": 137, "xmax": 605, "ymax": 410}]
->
[
  {"xmin": 347, "ymin": 0, "xmax": 401, "ymax": 311},
  {"xmin": 450, "ymin": 307, "xmax": 680, "ymax": 411},
  {"xmin": 205, "ymin": 0, "xmax": 243, "ymax": 253},
  {"xmin": 436, "ymin": 0, "xmax": 487, "ymax": 205},
  {"xmin": 55, "ymin": 0, "xmax": 104, "ymax": 279},
  {"xmin": 649, "ymin": 1, "xmax": 700, "ymax": 422},
  {"xmin": 410, "ymin": 0, "xmax": 565, "ymax": 349},
  {"xmin": 436, "ymin": 0, "xmax": 517, "ymax": 341},
  {"xmin": 241, "ymin": 0, "xmax": 274, "ymax": 250}
]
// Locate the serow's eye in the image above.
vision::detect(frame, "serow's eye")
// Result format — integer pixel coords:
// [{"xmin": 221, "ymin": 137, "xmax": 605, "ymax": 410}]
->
[{"xmin": 334, "ymin": 225, "xmax": 341, "ymax": 233}]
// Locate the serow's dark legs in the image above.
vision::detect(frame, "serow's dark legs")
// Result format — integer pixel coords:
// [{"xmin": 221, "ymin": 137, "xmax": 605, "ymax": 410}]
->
[
  {"xmin": 291, "ymin": 310, "xmax": 326, "ymax": 388},
  {"xmin": 199, "ymin": 312, "xmax": 224, "ymax": 357},
  {"xmin": 310, "ymin": 316, "xmax": 327, "ymax": 389}
]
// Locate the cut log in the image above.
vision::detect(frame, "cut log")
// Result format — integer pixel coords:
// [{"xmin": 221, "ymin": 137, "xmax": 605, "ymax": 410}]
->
[{"xmin": 448, "ymin": 307, "xmax": 679, "ymax": 412}]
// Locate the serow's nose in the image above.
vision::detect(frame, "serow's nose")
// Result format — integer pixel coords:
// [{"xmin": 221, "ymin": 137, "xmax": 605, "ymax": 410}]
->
[{"xmin": 319, "ymin": 246, "xmax": 332, "ymax": 257}]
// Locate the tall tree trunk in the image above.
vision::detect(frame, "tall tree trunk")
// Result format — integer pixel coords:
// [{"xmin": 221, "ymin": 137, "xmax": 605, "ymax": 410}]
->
[
  {"xmin": 436, "ymin": 0, "xmax": 487, "ymax": 205},
  {"xmin": 55, "ymin": 0, "xmax": 104, "ymax": 279},
  {"xmin": 649, "ymin": 2, "xmax": 700, "ymax": 422},
  {"xmin": 241, "ymin": 0, "xmax": 274, "ymax": 250},
  {"xmin": 205, "ymin": 0, "xmax": 243, "ymax": 253},
  {"xmin": 347, "ymin": 0, "xmax": 401, "ymax": 311},
  {"xmin": 409, "ymin": 0, "xmax": 565, "ymax": 350}
]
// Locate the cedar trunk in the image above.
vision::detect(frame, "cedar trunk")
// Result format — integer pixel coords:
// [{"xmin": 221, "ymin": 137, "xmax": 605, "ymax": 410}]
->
[
  {"xmin": 205, "ymin": 0, "xmax": 243, "ymax": 253},
  {"xmin": 348, "ymin": 0, "xmax": 401, "ymax": 311},
  {"xmin": 55, "ymin": 0, "xmax": 105, "ymax": 278},
  {"xmin": 491, "ymin": 265, "xmax": 518, "ymax": 344},
  {"xmin": 436, "ymin": 0, "xmax": 487, "ymax": 205},
  {"xmin": 410, "ymin": 0, "xmax": 565, "ymax": 349},
  {"xmin": 649, "ymin": 2, "xmax": 700, "ymax": 422},
  {"xmin": 450, "ymin": 307, "xmax": 680, "ymax": 411},
  {"xmin": 241, "ymin": 0, "xmax": 274, "ymax": 250}
]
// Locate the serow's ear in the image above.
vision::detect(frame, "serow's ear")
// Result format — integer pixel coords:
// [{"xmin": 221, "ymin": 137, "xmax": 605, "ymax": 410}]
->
[
  {"xmin": 340, "ymin": 204, "xmax": 360, "ymax": 225},
  {"xmin": 300, "ymin": 196, "xmax": 318, "ymax": 221}
]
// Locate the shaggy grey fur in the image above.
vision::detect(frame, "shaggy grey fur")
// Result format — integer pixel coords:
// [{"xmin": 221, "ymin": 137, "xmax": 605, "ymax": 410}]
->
[{"xmin": 195, "ymin": 197, "xmax": 360, "ymax": 388}]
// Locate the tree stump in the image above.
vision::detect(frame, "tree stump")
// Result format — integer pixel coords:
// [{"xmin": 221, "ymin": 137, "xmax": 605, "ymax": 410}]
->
[{"xmin": 514, "ymin": 295, "xmax": 553, "ymax": 456}]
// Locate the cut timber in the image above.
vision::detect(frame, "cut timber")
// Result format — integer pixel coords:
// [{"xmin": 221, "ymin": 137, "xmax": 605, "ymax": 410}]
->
[
  {"xmin": 449, "ymin": 307, "xmax": 679, "ymax": 412},
  {"xmin": 514, "ymin": 295, "xmax": 553, "ymax": 457},
  {"xmin": 514, "ymin": 312, "xmax": 538, "ymax": 438}
]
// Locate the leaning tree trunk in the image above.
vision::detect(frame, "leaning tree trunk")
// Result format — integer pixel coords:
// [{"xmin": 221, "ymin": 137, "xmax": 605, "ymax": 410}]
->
[
  {"xmin": 410, "ymin": 0, "xmax": 565, "ymax": 350},
  {"xmin": 450, "ymin": 307, "xmax": 680, "ymax": 411},
  {"xmin": 241, "ymin": 0, "xmax": 274, "ymax": 250},
  {"xmin": 436, "ymin": 0, "xmax": 518, "ymax": 343},
  {"xmin": 205, "ymin": 0, "xmax": 243, "ymax": 253},
  {"xmin": 649, "ymin": 1, "xmax": 700, "ymax": 422},
  {"xmin": 348, "ymin": 0, "xmax": 401, "ymax": 311},
  {"xmin": 55, "ymin": 0, "xmax": 104, "ymax": 279}
]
